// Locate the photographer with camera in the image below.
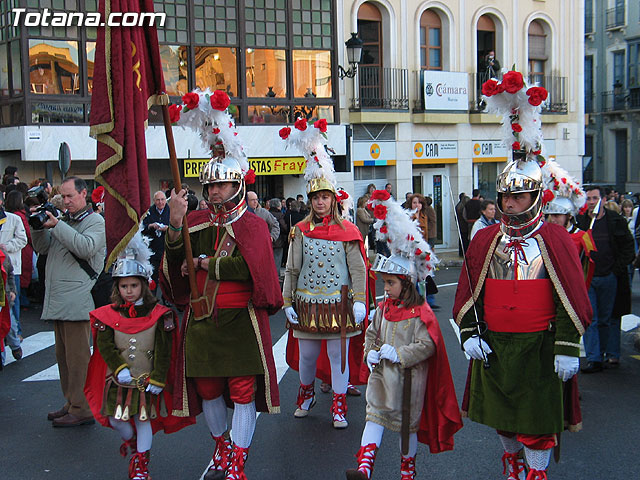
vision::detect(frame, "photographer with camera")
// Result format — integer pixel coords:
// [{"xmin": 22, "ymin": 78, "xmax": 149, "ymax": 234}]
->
[{"xmin": 31, "ymin": 177, "xmax": 105, "ymax": 427}]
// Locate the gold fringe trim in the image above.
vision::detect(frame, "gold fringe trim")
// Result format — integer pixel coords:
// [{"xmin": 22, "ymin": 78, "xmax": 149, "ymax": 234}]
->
[
  {"xmin": 248, "ymin": 303, "xmax": 279, "ymax": 414},
  {"xmin": 536, "ymin": 234, "xmax": 585, "ymax": 335},
  {"xmin": 171, "ymin": 307, "xmax": 191, "ymax": 417},
  {"xmin": 555, "ymin": 341, "xmax": 581, "ymax": 349},
  {"xmin": 455, "ymin": 231, "xmax": 501, "ymax": 325}
]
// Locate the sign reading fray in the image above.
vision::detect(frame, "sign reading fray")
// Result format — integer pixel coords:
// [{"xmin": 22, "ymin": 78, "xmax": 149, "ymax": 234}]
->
[{"xmin": 183, "ymin": 157, "xmax": 306, "ymax": 178}]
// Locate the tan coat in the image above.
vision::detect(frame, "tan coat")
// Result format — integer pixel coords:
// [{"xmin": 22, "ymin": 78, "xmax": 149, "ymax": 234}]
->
[{"xmin": 363, "ymin": 306, "xmax": 435, "ymax": 432}]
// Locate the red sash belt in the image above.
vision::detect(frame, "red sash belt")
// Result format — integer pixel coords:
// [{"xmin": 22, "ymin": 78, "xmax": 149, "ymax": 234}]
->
[
  {"xmin": 483, "ymin": 278, "xmax": 555, "ymax": 332},
  {"xmin": 215, "ymin": 281, "xmax": 252, "ymax": 308}
]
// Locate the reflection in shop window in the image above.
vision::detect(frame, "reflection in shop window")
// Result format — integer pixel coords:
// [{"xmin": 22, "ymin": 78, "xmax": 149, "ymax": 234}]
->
[
  {"xmin": 195, "ymin": 47, "xmax": 237, "ymax": 97},
  {"xmin": 292, "ymin": 105, "xmax": 334, "ymax": 123},
  {"xmin": 86, "ymin": 42, "xmax": 95, "ymax": 95},
  {"xmin": 246, "ymin": 49, "xmax": 286, "ymax": 98},
  {"xmin": 159, "ymin": 45, "xmax": 188, "ymax": 96},
  {"xmin": 0, "ymin": 45, "xmax": 8, "ymax": 98},
  {"xmin": 292, "ymin": 50, "xmax": 332, "ymax": 98},
  {"xmin": 31, "ymin": 102, "xmax": 84, "ymax": 123},
  {"xmin": 248, "ymin": 105, "xmax": 290, "ymax": 124},
  {"xmin": 29, "ymin": 40, "xmax": 80, "ymax": 95}
]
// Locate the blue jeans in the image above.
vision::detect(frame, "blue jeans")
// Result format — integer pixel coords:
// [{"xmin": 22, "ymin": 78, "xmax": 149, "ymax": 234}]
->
[
  {"xmin": 584, "ymin": 273, "xmax": 617, "ymax": 362},
  {"xmin": 5, "ymin": 309, "xmax": 21, "ymax": 351}
]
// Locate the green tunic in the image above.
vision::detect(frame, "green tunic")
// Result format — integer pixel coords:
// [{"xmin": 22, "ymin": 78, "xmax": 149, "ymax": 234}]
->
[
  {"xmin": 165, "ymin": 224, "xmax": 264, "ymax": 378},
  {"xmin": 96, "ymin": 303, "xmax": 172, "ymax": 416}
]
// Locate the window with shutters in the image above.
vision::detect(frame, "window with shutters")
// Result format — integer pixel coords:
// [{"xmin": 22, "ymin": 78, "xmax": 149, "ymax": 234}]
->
[{"xmin": 419, "ymin": 9, "xmax": 442, "ymax": 71}]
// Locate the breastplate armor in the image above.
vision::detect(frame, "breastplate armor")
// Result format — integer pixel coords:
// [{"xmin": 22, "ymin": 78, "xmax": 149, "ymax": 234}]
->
[
  {"xmin": 113, "ymin": 325, "xmax": 156, "ymax": 378},
  {"xmin": 297, "ymin": 237, "xmax": 351, "ymax": 301},
  {"xmin": 489, "ymin": 234, "xmax": 548, "ymax": 280}
]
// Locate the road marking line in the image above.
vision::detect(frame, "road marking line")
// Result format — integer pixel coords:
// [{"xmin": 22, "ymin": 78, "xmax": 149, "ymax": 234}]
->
[
  {"xmin": 3, "ymin": 331, "xmax": 55, "ymax": 367},
  {"xmin": 621, "ymin": 314, "xmax": 640, "ymax": 332}
]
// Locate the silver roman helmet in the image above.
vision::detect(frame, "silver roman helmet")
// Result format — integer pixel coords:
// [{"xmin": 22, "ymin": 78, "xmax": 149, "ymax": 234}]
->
[
  {"xmin": 543, "ymin": 196, "xmax": 575, "ymax": 216},
  {"xmin": 371, "ymin": 253, "xmax": 417, "ymax": 282},
  {"xmin": 112, "ymin": 232, "xmax": 153, "ymax": 280}
]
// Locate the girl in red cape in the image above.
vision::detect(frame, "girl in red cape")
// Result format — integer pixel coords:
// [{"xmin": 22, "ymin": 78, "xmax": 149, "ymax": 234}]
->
[{"xmin": 84, "ymin": 234, "xmax": 194, "ymax": 480}]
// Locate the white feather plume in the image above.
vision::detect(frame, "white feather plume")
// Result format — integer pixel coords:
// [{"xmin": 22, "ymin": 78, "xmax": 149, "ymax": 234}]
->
[
  {"xmin": 280, "ymin": 119, "xmax": 336, "ymax": 186},
  {"xmin": 541, "ymin": 159, "xmax": 586, "ymax": 213},
  {"xmin": 367, "ymin": 191, "xmax": 438, "ymax": 281},
  {"xmin": 117, "ymin": 229, "xmax": 154, "ymax": 278}
]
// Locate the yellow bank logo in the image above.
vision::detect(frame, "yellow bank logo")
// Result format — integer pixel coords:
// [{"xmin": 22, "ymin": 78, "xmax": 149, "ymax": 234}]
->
[
  {"xmin": 414, "ymin": 143, "xmax": 423, "ymax": 157},
  {"xmin": 370, "ymin": 143, "xmax": 381, "ymax": 159},
  {"xmin": 473, "ymin": 143, "xmax": 481, "ymax": 155}
]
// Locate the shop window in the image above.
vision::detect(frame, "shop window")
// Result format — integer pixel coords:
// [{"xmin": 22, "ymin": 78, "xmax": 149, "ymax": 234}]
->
[
  {"xmin": 28, "ymin": 39, "xmax": 80, "ymax": 95},
  {"xmin": 159, "ymin": 45, "xmax": 188, "ymax": 97},
  {"xmin": 31, "ymin": 101, "xmax": 84, "ymax": 123},
  {"xmin": 248, "ymin": 104, "xmax": 290, "ymax": 124},
  {"xmin": 292, "ymin": 50, "xmax": 331, "ymax": 98},
  {"xmin": 292, "ymin": 104, "xmax": 334, "ymax": 122},
  {"xmin": 86, "ymin": 41, "xmax": 95, "ymax": 95},
  {"xmin": 246, "ymin": 48, "xmax": 287, "ymax": 98},
  {"xmin": 420, "ymin": 9, "xmax": 442, "ymax": 70},
  {"xmin": 195, "ymin": 46, "xmax": 238, "ymax": 97}
]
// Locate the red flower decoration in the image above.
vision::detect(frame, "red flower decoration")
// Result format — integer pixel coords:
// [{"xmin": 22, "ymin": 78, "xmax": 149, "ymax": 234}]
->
[
  {"xmin": 526, "ymin": 87, "xmax": 548, "ymax": 106},
  {"xmin": 294, "ymin": 117, "xmax": 308, "ymax": 131},
  {"xmin": 213, "ymin": 127, "xmax": 220, "ymax": 134},
  {"xmin": 373, "ymin": 204, "xmax": 388, "ymax": 220},
  {"xmin": 512, "ymin": 141, "xmax": 521, "ymax": 150},
  {"xmin": 182, "ymin": 92, "xmax": 200, "ymax": 110},
  {"xmin": 561, "ymin": 178, "xmax": 567, "ymax": 184},
  {"xmin": 244, "ymin": 169, "xmax": 256, "ymax": 184},
  {"xmin": 279, "ymin": 127, "xmax": 291, "ymax": 139},
  {"xmin": 415, "ymin": 248, "xmax": 423, "ymax": 256},
  {"xmin": 380, "ymin": 225, "xmax": 388, "ymax": 234},
  {"xmin": 578, "ymin": 204, "xmax": 589, "ymax": 216},
  {"xmin": 542, "ymin": 189, "xmax": 555, "ymax": 205},
  {"xmin": 532, "ymin": 149, "xmax": 541, "ymax": 155},
  {"xmin": 91, "ymin": 186, "xmax": 105, "ymax": 204},
  {"xmin": 336, "ymin": 189, "xmax": 349, "ymax": 201},
  {"xmin": 511, "ymin": 123, "xmax": 522, "ymax": 133},
  {"xmin": 370, "ymin": 190, "xmax": 391, "ymax": 201},
  {"xmin": 481, "ymin": 79, "xmax": 503, "ymax": 97},
  {"xmin": 168, "ymin": 104, "xmax": 182, "ymax": 123},
  {"xmin": 502, "ymin": 71, "xmax": 524, "ymax": 94},
  {"xmin": 425, "ymin": 253, "xmax": 431, "ymax": 261},
  {"xmin": 313, "ymin": 118, "xmax": 328, "ymax": 132},
  {"xmin": 210, "ymin": 90, "xmax": 231, "ymax": 111}
]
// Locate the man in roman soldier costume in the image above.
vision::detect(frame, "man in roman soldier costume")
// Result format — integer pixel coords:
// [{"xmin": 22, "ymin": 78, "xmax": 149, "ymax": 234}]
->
[
  {"xmin": 454, "ymin": 71, "xmax": 592, "ymax": 480},
  {"xmin": 280, "ymin": 119, "xmax": 368, "ymax": 429},
  {"xmin": 160, "ymin": 90, "xmax": 282, "ymax": 480}
]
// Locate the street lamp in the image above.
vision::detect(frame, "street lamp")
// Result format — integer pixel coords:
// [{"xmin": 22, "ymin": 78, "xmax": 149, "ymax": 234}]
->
[{"xmin": 338, "ymin": 32, "xmax": 363, "ymax": 79}]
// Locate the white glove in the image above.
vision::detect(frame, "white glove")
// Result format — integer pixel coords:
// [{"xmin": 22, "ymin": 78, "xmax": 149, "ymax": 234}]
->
[
  {"xmin": 462, "ymin": 337, "xmax": 492, "ymax": 361},
  {"xmin": 366, "ymin": 350, "xmax": 380, "ymax": 372},
  {"xmin": 117, "ymin": 368, "xmax": 132, "ymax": 384},
  {"xmin": 379, "ymin": 344, "xmax": 400, "ymax": 364},
  {"xmin": 146, "ymin": 383, "xmax": 163, "ymax": 395},
  {"xmin": 284, "ymin": 306, "xmax": 298, "ymax": 324},
  {"xmin": 554, "ymin": 354, "xmax": 579, "ymax": 382},
  {"xmin": 368, "ymin": 309, "xmax": 376, "ymax": 322},
  {"xmin": 353, "ymin": 302, "xmax": 366, "ymax": 325}
]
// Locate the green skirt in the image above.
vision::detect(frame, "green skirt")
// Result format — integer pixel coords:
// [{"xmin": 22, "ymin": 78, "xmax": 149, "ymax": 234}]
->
[{"xmin": 468, "ymin": 329, "xmax": 563, "ymax": 435}]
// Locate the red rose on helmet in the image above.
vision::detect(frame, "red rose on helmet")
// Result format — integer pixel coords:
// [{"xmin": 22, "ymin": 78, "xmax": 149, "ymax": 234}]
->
[
  {"xmin": 210, "ymin": 90, "xmax": 231, "ymax": 111},
  {"xmin": 182, "ymin": 92, "xmax": 200, "ymax": 110},
  {"xmin": 370, "ymin": 190, "xmax": 391, "ymax": 201},
  {"xmin": 313, "ymin": 119, "xmax": 328, "ymax": 133},
  {"xmin": 294, "ymin": 117, "xmax": 308, "ymax": 131},
  {"xmin": 244, "ymin": 169, "xmax": 256, "ymax": 184},
  {"xmin": 512, "ymin": 141, "xmax": 521, "ymax": 150},
  {"xmin": 168, "ymin": 104, "xmax": 182, "ymax": 123},
  {"xmin": 380, "ymin": 225, "xmax": 388, "ymax": 234},
  {"xmin": 336, "ymin": 189, "xmax": 349, "ymax": 201},
  {"xmin": 542, "ymin": 189, "xmax": 555, "ymax": 205},
  {"xmin": 213, "ymin": 127, "xmax": 220, "ymax": 134},
  {"xmin": 481, "ymin": 79, "xmax": 503, "ymax": 97},
  {"xmin": 526, "ymin": 87, "xmax": 548, "ymax": 106},
  {"xmin": 502, "ymin": 71, "xmax": 524, "ymax": 94},
  {"xmin": 415, "ymin": 248, "xmax": 423, "ymax": 256},
  {"xmin": 279, "ymin": 127, "xmax": 291, "ymax": 139},
  {"xmin": 373, "ymin": 204, "xmax": 388, "ymax": 220},
  {"xmin": 511, "ymin": 123, "xmax": 522, "ymax": 133}
]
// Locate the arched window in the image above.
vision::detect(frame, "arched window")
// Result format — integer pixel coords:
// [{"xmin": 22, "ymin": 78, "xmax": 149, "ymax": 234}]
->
[
  {"xmin": 357, "ymin": 2, "xmax": 383, "ymax": 107},
  {"xmin": 420, "ymin": 9, "xmax": 442, "ymax": 70},
  {"xmin": 477, "ymin": 15, "xmax": 500, "ymax": 79},
  {"xmin": 528, "ymin": 20, "xmax": 547, "ymax": 85}
]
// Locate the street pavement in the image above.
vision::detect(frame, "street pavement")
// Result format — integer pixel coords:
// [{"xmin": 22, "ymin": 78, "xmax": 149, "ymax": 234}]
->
[{"xmin": 2, "ymin": 265, "xmax": 640, "ymax": 479}]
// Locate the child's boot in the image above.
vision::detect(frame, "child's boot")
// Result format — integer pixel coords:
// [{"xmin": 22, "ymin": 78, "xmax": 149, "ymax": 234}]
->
[
  {"xmin": 293, "ymin": 382, "xmax": 316, "ymax": 418},
  {"xmin": 204, "ymin": 433, "xmax": 232, "ymax": 480},
  {"xmin": 331, "ymin": 393, "xmax": 348, "ymax": 429},
  {"xmin": 502, "ymin": 451, "xmax": 526, "ymax": 480},
  {"xmin": 400, "ymin": 455, "xmax": 416, "ymax": 480},
  {"xmin": 119, "ymin": 436, "xmax": 136, "ymax": 458},
  {"xmin": 128, "ymin": 450, "xmax": 151, "ymax": 480},
  {"xmin": 345, "ymin": 443, "xmax": 378, "ymax": 479},
  {"xmin": 225, "ymin": 444, "xmax": 249, "ymax": 480}
]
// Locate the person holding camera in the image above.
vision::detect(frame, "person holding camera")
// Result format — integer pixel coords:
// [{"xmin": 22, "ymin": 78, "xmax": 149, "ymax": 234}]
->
[{"xmin": 32, "ymin": 177, "xmax": 106, "ymax": 427}]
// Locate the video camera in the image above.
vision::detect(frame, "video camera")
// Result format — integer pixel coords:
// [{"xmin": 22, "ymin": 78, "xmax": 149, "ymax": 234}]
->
[{"xmin": 27, "ymin": 185, "xmax": 60, "ymax": 230}]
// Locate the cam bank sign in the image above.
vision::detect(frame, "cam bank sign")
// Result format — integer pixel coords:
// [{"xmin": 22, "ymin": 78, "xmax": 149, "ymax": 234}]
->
[{"xmin": 423, "ymin": 71, "xmax": 469, "ymax": 111}]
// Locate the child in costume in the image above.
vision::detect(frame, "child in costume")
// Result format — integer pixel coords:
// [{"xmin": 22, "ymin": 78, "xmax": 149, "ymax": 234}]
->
[
  {"xmin": 84, "ymin": 233, "xmax": 193, "ymax": 480},
  {"xmin": 346, "ymin": 191, "xmax": 462, "ymax": 480}
]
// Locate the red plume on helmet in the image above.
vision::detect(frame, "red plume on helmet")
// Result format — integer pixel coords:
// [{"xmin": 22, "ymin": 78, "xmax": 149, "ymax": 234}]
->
[{"xmin": 91, "ymin": 186, "xmax": 105, "ymax": 204}]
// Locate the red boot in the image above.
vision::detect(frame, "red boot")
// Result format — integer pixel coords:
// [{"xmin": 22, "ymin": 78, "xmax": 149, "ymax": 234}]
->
[
  {"xmin": 345, "ymin": 443, "xmax": 378, "ymax": 480},
  {"xmin": 294, "ymin": 383, "xmax": 316, "ymax": 418},
  {"xmin": 128, "ymin": 451, "xmax": 151, "ymax": 480},
  {"xmin": 400, "ymin": 456, "xmax": 416, "ymax": 480},
  {"xmin": 204, "ymin": 433, "xmax": 232, "ymax": 480},
  {"xmin": 119, "ymin": 436, "xmax": 137, "ymax": 458},
  {"xmin": 331, "ymin": 393, "xmax": 348, "ymax": 429},
  {"xmin": 526, "ymin": 470, "xmax": 548, "ymax": 480},
  {"xmin": 502, "ymin": 451, "xmax": 526, "ymax": 480},
  {"xmin": 226, "ymin": 444, "xmax": 249, "ymax": 480}
]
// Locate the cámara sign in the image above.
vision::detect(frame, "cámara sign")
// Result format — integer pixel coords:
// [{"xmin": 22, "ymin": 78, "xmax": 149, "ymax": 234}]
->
[{"xmin": 422, "ymin": 71, "xmax": 469, "ymax": 111}]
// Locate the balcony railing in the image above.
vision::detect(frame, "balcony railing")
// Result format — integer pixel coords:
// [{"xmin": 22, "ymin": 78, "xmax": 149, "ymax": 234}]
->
[
  {"xmin": 602, "ymin": 88, "xmax": 640, "ymax": 111},
  {"xmin": 605, "ymin": 6, "xmax": 625, "ymax": 29},
  {"xmin": 469, "ymin": 73, "xmax": 567, "ymax": 113},
  {"xmin": 351, "ymin": 67, "xmax": 409, "ymax": 110}
]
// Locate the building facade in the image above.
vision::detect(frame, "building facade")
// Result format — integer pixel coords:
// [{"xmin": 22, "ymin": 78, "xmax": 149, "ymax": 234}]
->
[
  {"xmin": 584, "ymin": 0, "xmax": 640, "ymax": 193},
  {"xmin": 0, "ymin": 0, "xmax": 585, "ymax": 248}
]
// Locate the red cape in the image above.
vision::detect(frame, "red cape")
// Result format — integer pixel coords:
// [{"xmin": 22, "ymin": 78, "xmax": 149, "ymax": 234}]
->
[
  {"xmin": 364, "ymin": 301, "xmax": 463, "ymax": 453},
  {"xmin": 285, "ymin": 219, "xmax": 370, "ymax": 385},
  {"xmin": 0, "ymin": 251, "xmax": 10, "ymax": 353},
  {"xmin": 84, "ymin": 303, "xmax": 195, "ymax": 433},
  {"xmin": 160, "ymin": 210, "xmax": 283, "ymax": 416}
]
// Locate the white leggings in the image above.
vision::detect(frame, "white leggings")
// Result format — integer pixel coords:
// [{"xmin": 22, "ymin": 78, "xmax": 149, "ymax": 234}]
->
[
  {"xmin": 109, "ymin": 415, "xmax": 153, "ymax": 453},
  {"xmin": 298, "ymin": 338, "xmax": 349, "ymax": 394}
]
